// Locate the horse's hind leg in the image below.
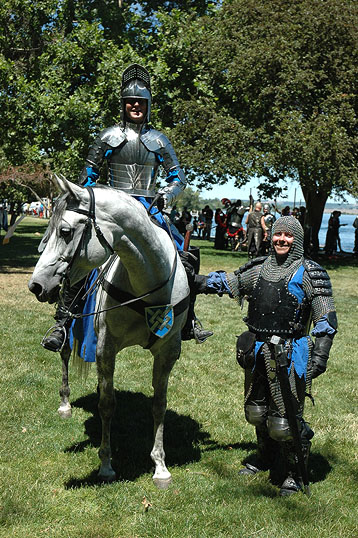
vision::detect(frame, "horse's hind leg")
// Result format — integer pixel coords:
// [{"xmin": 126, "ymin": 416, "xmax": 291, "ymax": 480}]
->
[
  {"xmin": 96, "ymin": 338, "xmax": 117, "ymax": 482},
  {"xmin": 58, "ymin": 342, "xmax": 72, "ymax": 418},
  {"xmin": 151, "ymin": 348, "xmax": 179, "ymax": 489}
]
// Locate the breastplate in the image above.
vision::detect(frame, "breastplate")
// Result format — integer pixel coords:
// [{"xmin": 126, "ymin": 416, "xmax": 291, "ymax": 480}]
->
[
  {"xmin": 246, "ymin": 274, "xmax": 310, "ymax": 338},
  {"xmin": 229, "ymin": 210, "xmax": 243, "ymax": 228},
  {"xmin": 108, "ymin": 124, "xmax": 159, "ymax": 197}
]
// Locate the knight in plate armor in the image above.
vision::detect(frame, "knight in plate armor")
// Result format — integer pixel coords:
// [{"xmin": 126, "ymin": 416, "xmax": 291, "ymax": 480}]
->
[
  {"xmin": 195, "ymin": 216, "xmax": 337, "ymax": 495},
  {"xmin": 42, "ymin": 64, "xmax": 212, "ymax": 352}
]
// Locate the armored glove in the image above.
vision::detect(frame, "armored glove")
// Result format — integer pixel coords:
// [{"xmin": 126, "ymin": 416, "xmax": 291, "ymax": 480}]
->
[
  {"xmin": 154, "ymin": 194, "xmax": 165, "ymax": 212},
  {"xmin": 311, "ymin": 334, "xmax": 333, "ymax": 378}
]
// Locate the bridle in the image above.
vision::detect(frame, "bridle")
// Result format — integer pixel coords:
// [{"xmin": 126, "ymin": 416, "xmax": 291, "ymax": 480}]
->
[{"xmin": 59, "ymin": 186, "xmax": 178, "ymax": 320}]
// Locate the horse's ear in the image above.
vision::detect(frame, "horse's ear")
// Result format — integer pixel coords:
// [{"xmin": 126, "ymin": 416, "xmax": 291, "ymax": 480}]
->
[{"xmin": 54, "ymin": 174, "xmax": 86, "ymax": 202}]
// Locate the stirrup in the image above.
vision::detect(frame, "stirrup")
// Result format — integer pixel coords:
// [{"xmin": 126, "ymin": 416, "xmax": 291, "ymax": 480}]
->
[
  {"xmin": 41, "ymin": 325, "xmax": 67, "ymax": 353},
  {"xmin": 238, "ymin": 463, "xmax": 262, "ymax": 476},
  {"xmin": 193, "ymin": 318, "xmax": 213, "ymax": 345}
]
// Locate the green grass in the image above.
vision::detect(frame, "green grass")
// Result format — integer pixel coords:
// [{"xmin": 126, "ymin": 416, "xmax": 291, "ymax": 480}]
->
[{"xmin": 1, "ymin": 217, "xmax": 358, "ymax": 537}]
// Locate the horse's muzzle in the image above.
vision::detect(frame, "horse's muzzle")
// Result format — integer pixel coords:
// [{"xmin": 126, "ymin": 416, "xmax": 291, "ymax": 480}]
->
[{"xmin": 28, "ymin": 279, "xmax": 60, "ymax": 304}]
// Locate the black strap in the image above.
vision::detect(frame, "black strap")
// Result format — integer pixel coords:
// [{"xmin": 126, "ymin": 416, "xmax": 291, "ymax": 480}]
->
[
  {"xmin": 102, "ymin": 279, "xmax": 190, "ymax": 349},
  {"xmin": 102, "ymin": 279, "xmax": 190, "ymax": 318}
]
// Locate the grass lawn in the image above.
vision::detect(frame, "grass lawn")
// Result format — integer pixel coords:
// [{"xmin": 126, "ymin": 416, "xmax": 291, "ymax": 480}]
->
[{"xmin": 0, "ymin": 216, "xmax": 357, "ymax": 538}]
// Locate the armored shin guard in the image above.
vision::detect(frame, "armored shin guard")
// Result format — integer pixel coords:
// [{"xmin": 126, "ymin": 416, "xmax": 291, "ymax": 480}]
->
[{"xmin": 279, "ymin": 419, "xmax": 313, "ymax": 496}]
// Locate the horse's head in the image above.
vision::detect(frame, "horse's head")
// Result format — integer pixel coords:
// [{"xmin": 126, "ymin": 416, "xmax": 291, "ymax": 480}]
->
[{"xmin": 29, "ymin": 176, "xmax": 114, "ymax": 303}]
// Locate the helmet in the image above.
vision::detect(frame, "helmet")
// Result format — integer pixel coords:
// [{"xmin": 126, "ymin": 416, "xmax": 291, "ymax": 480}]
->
[{"xmin": 121, "ymin": 64, "xmax": 152, "ymax": 123}]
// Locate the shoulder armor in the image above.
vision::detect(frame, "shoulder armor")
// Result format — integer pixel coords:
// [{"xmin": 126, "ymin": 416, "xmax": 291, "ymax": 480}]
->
[
  {"xmin": 234, "ymin": 256, "xmax": 267, "ymax": 276},
  {"xmin": 303, "ymin": 258, "xmax": 332, "ymax": 296},
  {"xmin": 140, "ymin": 129, "xmax": 170, "ymax": 152},
  {"xmin": 99, "ymin": 125, "xmax": 126, "ymax": 148}
]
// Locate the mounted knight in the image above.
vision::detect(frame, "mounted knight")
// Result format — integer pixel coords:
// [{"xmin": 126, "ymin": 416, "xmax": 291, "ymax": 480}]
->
[{"xmin": 41, "ymin": 63, "xmax": 212, "ymax": 353}]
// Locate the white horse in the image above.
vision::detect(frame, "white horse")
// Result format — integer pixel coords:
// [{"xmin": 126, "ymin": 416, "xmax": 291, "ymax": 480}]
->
[{"xmin": 28, "ymin": 176, "xmax": 189, "ymax": 488}]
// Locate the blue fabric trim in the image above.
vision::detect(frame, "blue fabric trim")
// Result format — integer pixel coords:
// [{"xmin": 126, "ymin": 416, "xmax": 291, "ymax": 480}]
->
[
  {"xmin": 254, "ymin": 338, "xmax": 309, "ymax": 378},
  {"xmin": 69, "ymin": 270, "xmax": 98, "ymax": 363},
  {"xmin": 105, "ymin": 149, "xmax": 113, "ymax": 159},
  {"xmin": 311, "ymin": 315, "xmax": 336, "ymax": 336},
  {"xmin": 135, "ymin": 196, "xmax": 184, "ymax": 250},
  {"xmin": 166, "ymin": 170, "xmax": 180, "ymax": 183},
  {"xmin": 287, "ymin": 265, "xmax": 305, "ymax": 303},
  {"xmin": 83, "ymin": 166, "xmax": 98, "ymax": 187},
  {"xmin": 291, "ymin": 337, "xmax": 309, "ymax": 378},
  {"xmin": 207, "ymin": 271, "xmax": 231, "ymax": 295}
]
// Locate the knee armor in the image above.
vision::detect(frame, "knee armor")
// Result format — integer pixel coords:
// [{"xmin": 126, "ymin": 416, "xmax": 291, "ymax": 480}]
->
[
  {"xmin": 267, "ymin": 416, "xmax": 292, "ymax": 442},
  {"xmin": 245, "ymin": 405, "xmax": 268, "ymax": 426}
]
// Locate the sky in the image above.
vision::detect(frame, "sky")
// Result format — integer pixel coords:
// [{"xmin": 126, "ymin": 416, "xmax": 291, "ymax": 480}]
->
[{"xmin": 197, "ymin": 177, "xmax": 358, "ymax": 206}]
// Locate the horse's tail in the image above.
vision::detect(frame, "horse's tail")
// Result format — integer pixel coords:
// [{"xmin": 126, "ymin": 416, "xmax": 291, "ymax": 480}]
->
[{"xmin": 71, "ymin": 339, "xmax": 93, "ymax": 380}]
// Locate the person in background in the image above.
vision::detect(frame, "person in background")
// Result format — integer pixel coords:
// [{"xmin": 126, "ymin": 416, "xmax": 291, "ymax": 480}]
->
[
  {"xmin": 246, "ymin": 202, "xmax": 267, "ymax": 258},
  {"xmin": 202, "ymin": 205, "xmax": 214, "ymax": 240}
]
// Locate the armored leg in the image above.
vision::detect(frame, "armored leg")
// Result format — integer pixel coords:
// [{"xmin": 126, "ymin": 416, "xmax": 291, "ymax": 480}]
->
[
  {"xmin": 279, "ymin": 418, "xmax": 314, "ymax": 496},
  {"xmin": 179, "ymin": 249, "xmax": 213, "ymax": 344},
  {"xmin": 42, "ymin": 278, "xmax": 86, "ymax": 352}
]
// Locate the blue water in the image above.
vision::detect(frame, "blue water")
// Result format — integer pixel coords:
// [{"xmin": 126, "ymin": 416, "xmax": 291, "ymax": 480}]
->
[{"xmin": 318, "ymin": 212, "xmax": 356, "ymax": 252}]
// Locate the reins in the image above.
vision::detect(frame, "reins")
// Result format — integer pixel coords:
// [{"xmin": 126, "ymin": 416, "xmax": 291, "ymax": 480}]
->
[{"xmin": 61, "ymin": 187, "xmax": 179, "ymax": 320}]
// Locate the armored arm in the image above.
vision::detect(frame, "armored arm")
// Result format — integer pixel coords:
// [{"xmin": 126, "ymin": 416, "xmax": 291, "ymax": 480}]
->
[
  {"xmin": 303, "ymin": 260, "xmax": 338, "ymax": 378},
  {"xmin": 78, "ymin": 126, "xmax": 126, "ymax": 186},
  {"xmin": 141, "ymin": 130, "xmax": 186, "ymax": 208}
]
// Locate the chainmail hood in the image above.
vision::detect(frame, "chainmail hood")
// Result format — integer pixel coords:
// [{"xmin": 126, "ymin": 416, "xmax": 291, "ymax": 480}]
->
[{"xmin": 260, "ymin": 216, "xmax": 304, "ymax": 281}]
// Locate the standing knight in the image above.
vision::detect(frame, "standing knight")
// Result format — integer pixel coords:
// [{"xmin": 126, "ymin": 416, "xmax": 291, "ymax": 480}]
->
[{"xmin": 195, "ymin": 216, "xmax": 337, "ymax": 495}]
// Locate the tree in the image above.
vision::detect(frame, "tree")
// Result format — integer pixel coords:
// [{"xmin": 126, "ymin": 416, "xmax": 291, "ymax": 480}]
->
[
  {"xmin": 0, "ymin": 0, "xmax": 212, "ymax": 188},
  {"xmin": 154, "ymin": 0, "xmax": 358, "ymax": 251}
]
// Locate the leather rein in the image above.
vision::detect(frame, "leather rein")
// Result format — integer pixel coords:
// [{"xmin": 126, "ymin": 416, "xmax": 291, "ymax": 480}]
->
[{"xmin": 63, "ymin": 187, "xmax": 178, "ymax": 320}]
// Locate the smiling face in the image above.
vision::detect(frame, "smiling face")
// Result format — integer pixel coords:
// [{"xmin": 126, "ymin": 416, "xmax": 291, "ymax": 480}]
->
[
  {"xmin": 125, "ymin": 98, "xmax": 148, "ymax": 123},
  {"xmin": 272, "ymin": 230, "xmax": 294, "ymax": 258}
]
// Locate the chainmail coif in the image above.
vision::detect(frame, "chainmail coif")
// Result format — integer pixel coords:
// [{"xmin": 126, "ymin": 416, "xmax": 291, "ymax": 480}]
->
[{"xmin": 260, "ymin": 216, "xmax": 304, "ymax": 282}]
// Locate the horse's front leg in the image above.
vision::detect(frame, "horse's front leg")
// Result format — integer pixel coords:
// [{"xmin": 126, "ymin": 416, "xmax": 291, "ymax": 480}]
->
[
  {"xmin": 96, "ymin": 336, "xmax": 117, "ymax": 482},
  {"xmin": 58, "ymin": 342, "xmax": 72, "ymax": 418},
  {"xmin": 151, "ymin": 346, "xmax": 180, "ymax": 489}
]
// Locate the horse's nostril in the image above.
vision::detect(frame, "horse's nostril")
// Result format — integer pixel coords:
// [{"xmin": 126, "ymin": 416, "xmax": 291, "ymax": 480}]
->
[{"xmin": 29, "ymin": 281, "xmax": 43, "ymax": 297}]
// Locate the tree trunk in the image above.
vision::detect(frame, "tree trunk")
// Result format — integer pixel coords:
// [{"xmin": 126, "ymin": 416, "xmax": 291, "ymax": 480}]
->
[{"xmin": 301, "ymin": 186, "xmax": 329, "ymax": 255}]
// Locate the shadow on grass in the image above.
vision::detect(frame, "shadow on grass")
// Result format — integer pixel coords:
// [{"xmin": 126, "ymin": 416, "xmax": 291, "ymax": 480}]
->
[{"xmin": 64, "ymin": 389, "xmax": 211, "ymax": 489}]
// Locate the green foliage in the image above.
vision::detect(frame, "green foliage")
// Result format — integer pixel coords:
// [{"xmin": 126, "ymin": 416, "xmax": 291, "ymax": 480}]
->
[
  {"xmin": 1, "ymin": 218, "xmax": 358, "ymax": 537},
  {"xmin": 1, "ymin": 0, "xmax": 357, "ymax": 244}
]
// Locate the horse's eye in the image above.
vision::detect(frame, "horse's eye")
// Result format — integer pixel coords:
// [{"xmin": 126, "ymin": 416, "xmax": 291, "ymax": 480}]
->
[{"xmin": 60, "ymin": 227, "xmax": 72, "ymax": 240}]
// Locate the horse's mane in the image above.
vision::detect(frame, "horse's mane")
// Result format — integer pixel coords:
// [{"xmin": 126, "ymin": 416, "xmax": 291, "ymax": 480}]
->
[{"xmin": 47, "ymin": 193, "xmax": 70, "ymax": 236}]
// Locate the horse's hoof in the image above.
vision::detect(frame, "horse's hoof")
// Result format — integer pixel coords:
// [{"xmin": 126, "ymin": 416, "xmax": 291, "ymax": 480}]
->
[
  {"xmin": 58, "ymin": 405, "xmax": 72, "ymax": 419},
  {"xmin": 98, "ymin": 470, "xmax": 116, "ymax": 483},
  {"xmin": 153, "ymin": 476, "xmax": 172, "ymax": 490}
]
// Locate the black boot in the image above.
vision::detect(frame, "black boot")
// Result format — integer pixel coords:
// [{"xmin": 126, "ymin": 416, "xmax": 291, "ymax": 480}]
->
[
  {"xmin": 279, "ymin": 434, "xmax": 312, "ymax": 496},
  {"xmin": 181, "ymin": 299, "xmax": 213, "ymax": 344},
  {"xmin": 179, "ymin": 249, "xmax": 213, "ymax": 344},
  {"xmin": 42, "ymin": 279, "xmax": 85, "ymax": 352}
]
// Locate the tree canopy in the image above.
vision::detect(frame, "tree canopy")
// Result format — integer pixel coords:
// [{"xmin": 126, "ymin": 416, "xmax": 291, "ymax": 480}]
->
[{"xmin": 1, "ymin": 0, "xmax": 357, "ymax": 248}]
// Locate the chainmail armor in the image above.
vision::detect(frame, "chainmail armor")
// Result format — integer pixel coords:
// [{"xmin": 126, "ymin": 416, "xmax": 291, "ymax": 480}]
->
[{"xmin": 260, "ymin": 216, "xmax": 304, "ymax": 282}]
